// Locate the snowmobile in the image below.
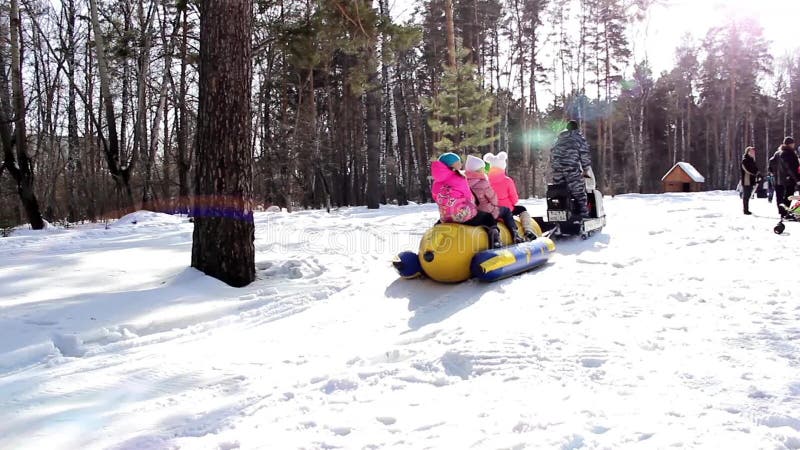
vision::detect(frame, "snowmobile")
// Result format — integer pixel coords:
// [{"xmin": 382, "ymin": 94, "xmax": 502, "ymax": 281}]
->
[
  {"xmin": 774, "ymin": 194, "xmax": 800, "ymax": 235},
  {"xmin": 538, "ymin": 168, "xmax": 606, "ymax": 240}
]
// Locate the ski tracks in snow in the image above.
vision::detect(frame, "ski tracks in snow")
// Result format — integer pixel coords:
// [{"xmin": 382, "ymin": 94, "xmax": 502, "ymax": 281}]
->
[{"xmin": 2, "ymin": 196, "xmax": 800, "ymax": 449}]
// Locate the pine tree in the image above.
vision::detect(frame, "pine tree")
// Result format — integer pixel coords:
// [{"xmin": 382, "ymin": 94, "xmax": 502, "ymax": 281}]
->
[
  {"xmin": 191, "ymin": 0, "xmax": 255, "ymax": 287},
  {"xmin": 426, "ymin": 47, "xmax": 500, "ymax": 155}
]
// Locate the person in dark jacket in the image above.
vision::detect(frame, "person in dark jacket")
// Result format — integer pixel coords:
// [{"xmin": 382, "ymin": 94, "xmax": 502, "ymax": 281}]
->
[
  {"xmin": 740, "ymin": 146, "xmax": 759, "ymax": 215},
  {"xmin": 768, "ymin": 137, "xmax": 800, "ymax": 217},
  {"xmin": 550, "ymin": 120, "xmax": 592, "ymax": 218}
]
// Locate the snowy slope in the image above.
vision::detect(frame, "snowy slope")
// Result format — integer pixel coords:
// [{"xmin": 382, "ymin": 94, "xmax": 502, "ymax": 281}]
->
[{"xmin": 1, "ymin": 192, "xmax": 799, "ymax": 449}]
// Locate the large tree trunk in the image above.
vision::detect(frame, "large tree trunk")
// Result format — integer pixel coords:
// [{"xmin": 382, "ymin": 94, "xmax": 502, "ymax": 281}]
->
[
  {"xmin": 1, "ymin": 0, "xmax": 44, "ymax": 229},
  {"xmin": 191, "ymin": 0, "xmax": 255, "ymax": 287}
]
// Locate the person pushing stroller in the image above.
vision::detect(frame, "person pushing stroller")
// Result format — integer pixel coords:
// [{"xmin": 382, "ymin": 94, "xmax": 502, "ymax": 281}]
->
[{"xmin": 769, "ymin": 137, "xmax": 800, "ymax": 218}]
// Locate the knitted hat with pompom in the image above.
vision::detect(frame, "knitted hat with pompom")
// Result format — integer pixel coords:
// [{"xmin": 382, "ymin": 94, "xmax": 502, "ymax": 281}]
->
[{"xmin": 483, "ymin": 151, "xmax": 508, "ymax": 171}]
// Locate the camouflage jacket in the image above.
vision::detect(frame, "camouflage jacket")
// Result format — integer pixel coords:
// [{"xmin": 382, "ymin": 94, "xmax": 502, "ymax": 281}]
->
[{"xmin": 551, "ymin": 130, "xmax": 592, "ymax": 173}]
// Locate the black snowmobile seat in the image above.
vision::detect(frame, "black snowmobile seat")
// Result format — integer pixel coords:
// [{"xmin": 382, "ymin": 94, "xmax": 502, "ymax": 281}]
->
[{"xmin": 546, "ymin": 183, "xmax": 572, "ymax": 211}]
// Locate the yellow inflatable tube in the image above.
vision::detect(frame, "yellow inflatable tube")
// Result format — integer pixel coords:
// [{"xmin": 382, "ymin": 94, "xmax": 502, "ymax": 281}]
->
[{"xmin": 419, "ymin": 219, "xmax": 543, "ymax": 283}]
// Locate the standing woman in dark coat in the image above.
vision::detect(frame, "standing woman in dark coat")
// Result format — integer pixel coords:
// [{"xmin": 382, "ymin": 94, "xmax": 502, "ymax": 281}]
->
[
  {"xmin": 740, "ymin": 146, "xmax": 759, "ymax": 215},
  {"xmin": 769, "ymin": 137, "xmax": 800, "ymax": 217}
]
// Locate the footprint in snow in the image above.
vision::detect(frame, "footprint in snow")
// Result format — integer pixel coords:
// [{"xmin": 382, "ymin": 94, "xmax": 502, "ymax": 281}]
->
[
  {"xmin": 757, "ymin": 414, "xmax": 800, "ymax": 431},
  {"xmin": 669, "ymin": 292, "xmax": 694, "ymax": 302},
  {"xmin": 576, "ymin": 257, "xmax": 605, "ymax": 265},
  {"xmin": 440, "ymin": 351, "xmax": 473, "ymax": 380},
  {"xmin": 376, "ymin": 416, "xmax": 396, "ymax": 425},
  {"xmin": 562, "ymin": 434, "xmax": 585, "ymax": 450},
  {"xmin": 637, "ymin": 432, "xmax": 654, "ymax": 441},
  {"xmin": 747, "ymin": 387, "xmax": 772, "ymax": 399},
  {"xmin": 330, "ymin": 426, "xmax": 352, "ymax": 436},
  {"xmin": 578, "ymin": 347, "xmax": 608, "ymax": 368},
  {"xmin": 322, "ymin": 378, "xmax": 358, "ymax": 394}
]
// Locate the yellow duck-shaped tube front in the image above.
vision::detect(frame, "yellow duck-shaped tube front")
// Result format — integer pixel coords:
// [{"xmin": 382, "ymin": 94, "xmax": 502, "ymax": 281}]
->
[{"xmin": 418, "ymin": 219, "xmax": 541, "ymax": 283}]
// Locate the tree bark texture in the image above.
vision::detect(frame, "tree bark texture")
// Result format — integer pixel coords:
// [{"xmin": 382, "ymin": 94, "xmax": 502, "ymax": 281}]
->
[
  {"xmin": 4, "ymin": 0, "xmax": 44, "ymax": 229},
  {"xmin": 191, "ymin": 0, "xmax": 255, "ymax": 287}
]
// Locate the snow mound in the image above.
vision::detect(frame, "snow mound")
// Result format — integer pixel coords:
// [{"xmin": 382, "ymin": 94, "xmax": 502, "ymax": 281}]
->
[
  {"xmin": 6, "ymin": 219, "xmax": 63, "ymax": 237},
  {"xmin": 51, "ymin": 333, "xmax": 86, "ymax": 357},
  {"xmin": 111, "ymin": 210, "xmax": 183, "ymax": 227}
]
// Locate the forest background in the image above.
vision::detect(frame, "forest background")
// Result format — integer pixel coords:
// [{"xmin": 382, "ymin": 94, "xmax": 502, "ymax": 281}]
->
[{"xmin": 2, "ymin": 0, "xmax": 800, "ymax": 228}]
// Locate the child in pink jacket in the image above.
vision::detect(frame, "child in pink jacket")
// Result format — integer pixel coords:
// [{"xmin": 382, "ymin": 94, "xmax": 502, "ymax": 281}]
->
[
  {"xmin": 484, "ymin": 151, "xmax": 537, "ymax": 240},
  {"xmin": 464, "ymin": 155, "xmax": 524, "ymax": 244},
  {"xmin": 431, "ymin": 153, "xmax": 501, "ymax": 247}
]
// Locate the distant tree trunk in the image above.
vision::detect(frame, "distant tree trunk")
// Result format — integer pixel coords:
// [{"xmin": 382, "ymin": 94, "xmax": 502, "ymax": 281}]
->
[
  {"xmin": 191, "ymin": 0, "xmax": 255, "ymax": 287},
  {"xmin": 490, "ymin": 27, "xmax": 500, "ymax": 154},
  {"xmin": 121, "ymin": 7, "xmax": 131, "ymax": 166},
  {"xmin": 66, "ymin": 0, "xmax": 81, "ymax": 222},
  {"xmin": 394, "ymin": 68, "xmax": 412, "ymax": 206},
  {"xmin": 89, "ymin": 0, "xmax": 134, "ymax": 209},
  {"xmin": 147, "ymin": 7, "xmax": 182, "ymax": 208},
  {"xmin": 790, "ymin": 64, "xmax": 795, "ymax": 136},
  {"xmin": 637, "ymin": 99, "xmax": 645, "ymax": 191},
  {"xmin": 686, "ymin": 95, "xmax": 692, "ymax": 161},
  {"xmin": 366, "ymin": 67, "xmax": 381, "ymax": 209},
  {"xmin": 84, "ymin": 21, "xmax": 98, "ymax": 221},
  {"xmin": 603, "ymin": 28, "xmax": 614, "ymax": 193},
  {"xmin": 160, "ymin": 1, "xmax": 172, "ymax": 208},
  {"xmin": 529, "ymin": 7, "xmax": 540, "ymax": 196},
  {"xmin": 444, "ymin": 0, "xmax": 456, "ymax": 67},
  {"xmin": 410, "ymin": 79, "xmax": 429, "ymax": 201},
  {"xmin": 162, "ymin": 99, "xmax": 171, "ymax": 206},
  {"xmin": 176, "ymin": 5, "xmax": 191, "ymax": 213},
  {"xmin": 379, "ymin": 0, "xmax": 396, "ymax": 204},
  {"xmin": 765, "ymin": 114, "xmax": 769, "ymax": 167},
  {"xmin": 513, "ymin": 0, "xmax": 529, "ymax": 198},
  {"xmin": 137, "ymin": 0, "xmax": 155, "ymax": 205}
]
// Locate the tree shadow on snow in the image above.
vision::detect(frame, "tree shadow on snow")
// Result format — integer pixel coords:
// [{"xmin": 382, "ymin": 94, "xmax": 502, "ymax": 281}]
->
[
  {"xmin": 108, "ymin": 402, "xmax": 250, "ymax": 450},
  {"xmin": 0, "ymin": 267, "xmax": 243, "ymax": 373},
  {"xmin": 0, "ymin": 369, "xmax": 208, "ymax": 450}
]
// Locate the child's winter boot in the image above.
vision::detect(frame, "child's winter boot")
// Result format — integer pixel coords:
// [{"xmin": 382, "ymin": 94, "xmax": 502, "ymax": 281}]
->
[
  {"xmin": 488, "ymin": 226, "xmax": 502, "ymax": 248},
  {"xmin": 520, "ymin": 211, "xmax": 537, "ymax": 240}
]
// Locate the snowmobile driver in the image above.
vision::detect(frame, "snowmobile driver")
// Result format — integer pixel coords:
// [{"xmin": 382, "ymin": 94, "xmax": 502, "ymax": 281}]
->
[{"xmin": 550, "ymin": 120, "xmax": 593, "ymax": 219}]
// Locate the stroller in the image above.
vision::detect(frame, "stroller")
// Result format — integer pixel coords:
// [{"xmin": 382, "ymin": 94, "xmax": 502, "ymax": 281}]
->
[{"xmin": 775, "ymin": 194, "xmax": 800, "ymax": 234}]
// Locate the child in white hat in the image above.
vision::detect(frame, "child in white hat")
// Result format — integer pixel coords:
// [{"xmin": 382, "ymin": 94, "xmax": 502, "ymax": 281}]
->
[
  {"xmin": 464, "ymin": 155, "xmax": 524, "ymax": 244},
  {"xmin": 483, "ymin": 151, "xmax": 537, "ymax": 240}
]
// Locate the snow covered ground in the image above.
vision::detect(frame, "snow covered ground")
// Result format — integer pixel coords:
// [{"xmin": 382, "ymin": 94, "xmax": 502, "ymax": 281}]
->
[{"xmin": 1, "ymin": 191, "xmax": 799, "ymax": 450}]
